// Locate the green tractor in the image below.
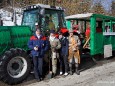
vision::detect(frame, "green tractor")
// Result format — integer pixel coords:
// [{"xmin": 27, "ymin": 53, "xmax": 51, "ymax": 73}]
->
[{"xmin": 0, "ymin": 4, "xmax": 66, "ymax": 84}]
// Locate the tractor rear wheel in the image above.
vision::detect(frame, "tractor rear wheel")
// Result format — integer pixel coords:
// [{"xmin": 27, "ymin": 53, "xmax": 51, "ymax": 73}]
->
[{"xmin": 0, "ymin": 48, "xmax": 31, "ymax": 85}]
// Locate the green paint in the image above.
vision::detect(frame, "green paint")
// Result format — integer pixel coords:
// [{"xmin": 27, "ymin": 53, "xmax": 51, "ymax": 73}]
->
[
  {"xmin": 0, "ymin": 26, "xmax": 32, "ymax": 55},
  {"xmin": 66, "ymin": 13, "xmax": 115, "ymax": 56},
  {"xmin": 90, "ymin": 17, "xmax": 96, "ymax": 55}
]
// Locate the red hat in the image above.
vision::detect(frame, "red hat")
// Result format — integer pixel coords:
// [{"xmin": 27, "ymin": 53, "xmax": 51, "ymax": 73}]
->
[{"xmin": 60, "ymin": 28, "xmax": 68, "ymax": 34}]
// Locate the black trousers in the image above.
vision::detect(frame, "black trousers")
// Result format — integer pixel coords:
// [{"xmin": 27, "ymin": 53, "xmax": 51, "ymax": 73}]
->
[
  {"xmin": 60, "ymin": 55, "xmax": 68, "ymax": 73},
  {"xmin": 32, "ymin": 56, "xmax": 43, "ymax": 79}
]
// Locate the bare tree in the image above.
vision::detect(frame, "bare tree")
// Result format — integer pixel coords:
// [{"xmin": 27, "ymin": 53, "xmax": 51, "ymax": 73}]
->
[
  {"xmin": 44, "ymin": 0, "xmax": 48, "ymax": 4},
  {"xmin": 111, "ymin": 1, "xmax": 115, "ymax": 16},
  {"xmin": 91, "ymin": 1, "xmax": 105, "ymax": 14}
]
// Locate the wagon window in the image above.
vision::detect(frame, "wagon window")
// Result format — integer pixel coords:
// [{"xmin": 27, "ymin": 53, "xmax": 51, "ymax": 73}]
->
[
  {"xmin": 112, "ymin": 21, "xmax": 115, "ymax": 32},
  {"xmin": 104, "ymin": 20, "xmax": 115, "ymax": 32},
  {"xmin": 96, "ymin": 20, "xmax": 103, "ymax": 33},
  {"xmin": 104, "ymin": 20, "xmax": 111, "ymax": 32}
]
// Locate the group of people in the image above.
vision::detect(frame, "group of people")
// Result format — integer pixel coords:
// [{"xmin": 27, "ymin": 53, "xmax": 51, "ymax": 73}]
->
[{"xmin": 28, "ymin": 23, "xmax": 81, "ymax": 81}]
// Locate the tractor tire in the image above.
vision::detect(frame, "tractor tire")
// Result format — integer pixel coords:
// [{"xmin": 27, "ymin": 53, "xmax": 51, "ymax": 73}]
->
[{"xmin": 0, "ymin": 48, "xmax": 31, "ymax": 85}]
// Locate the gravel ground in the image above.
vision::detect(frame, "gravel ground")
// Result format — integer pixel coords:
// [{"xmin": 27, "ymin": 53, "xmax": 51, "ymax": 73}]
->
[
  {"xmin": 0, "ymin": 57, "xmax": 115, "ymax": 86},
  {"xmin": 25, "ymin": 58, "xmax": 115, "ymax": 86}
]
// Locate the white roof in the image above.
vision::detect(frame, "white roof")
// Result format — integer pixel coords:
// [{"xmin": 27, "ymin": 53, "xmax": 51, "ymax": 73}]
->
[
  {"xmin": 65, "ymin": 13, "xmax": 93, "ymax": 20},
  {"xmin": 24, "ymin": 3, "xmax": 63, "ymax": 10},
  {"xmin": 36, "ymin": 4, "xmax": 62, "ymax": 9}
]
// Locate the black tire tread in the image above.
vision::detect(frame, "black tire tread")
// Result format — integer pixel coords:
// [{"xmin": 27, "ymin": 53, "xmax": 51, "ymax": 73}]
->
[{"xmin": 0, "ymin": 48, "xmax": 31, "ymax": 85}]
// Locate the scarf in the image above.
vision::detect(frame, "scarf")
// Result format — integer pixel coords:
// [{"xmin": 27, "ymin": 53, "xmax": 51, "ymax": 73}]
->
[
  {"xmin": 49, "ymin": 35, "xmax": 55, "ymax": 41},
  {"xmin": 36, "ymin": 34, "xmax": 41, "ymax": 39}
]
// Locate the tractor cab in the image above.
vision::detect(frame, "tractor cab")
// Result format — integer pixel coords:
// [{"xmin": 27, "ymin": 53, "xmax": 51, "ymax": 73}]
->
[{"xmin": 22, "ymin": 4, "xmax": 66, "ymax": 36}]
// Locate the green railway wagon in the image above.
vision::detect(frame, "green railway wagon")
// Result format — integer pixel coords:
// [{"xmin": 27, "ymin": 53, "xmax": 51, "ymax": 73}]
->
[{"xmin": 65, "ymin": 13, "xmax": 115, "ymax": 58}]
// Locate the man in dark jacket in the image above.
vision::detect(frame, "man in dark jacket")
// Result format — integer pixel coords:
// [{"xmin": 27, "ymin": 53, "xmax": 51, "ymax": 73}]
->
[
  {"xmin": 28, "ymin": 28, "xmax": 48, "ymax": 81},
  {"xmin": 59, "ymin": 32, "xmax": 69, "ymax": 76}
]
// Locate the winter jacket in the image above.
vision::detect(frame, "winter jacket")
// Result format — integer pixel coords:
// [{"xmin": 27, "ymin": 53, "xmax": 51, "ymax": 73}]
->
[
  {"xmin": 49, "ymin": 37, "xmax": 61, "ymax": 59},
  {"xmin": 68, "ymin": 35, "xmax": 81, "ymax": 51},
  {"xmin": 28, "ymin": 34, "xmax": 49, "ymax": 57},
  {"xmin": 59, "ymin": 37, "xmax": 69, "ymax": 56},
  {"xmin": 49, "ymin": 37, "xmax": 61, "ymax": 50}
]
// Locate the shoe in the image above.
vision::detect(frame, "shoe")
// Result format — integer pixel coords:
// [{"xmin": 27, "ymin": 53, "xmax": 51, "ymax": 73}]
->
[
  {"xmin": 40, "ymin": 78, "xmax": 43, "ymax": 81},
  {"xmin": 52, "ymin": 73, "xmax": 56, "ymax": 77},
  {"xmin": 30, "ymin": 71, "xmax": 34, "ymax": 73},
  {"xmin": 60, "ymin": 72, "xmax": 63, "ymax": 75},
  {"xmin": 75, "ymin": 63, "xmax": 80, "ymax": 75},
  {"xmin": 69, "ymin": 64, "xmax": 73, "ymax": 75},
  {"xmin": 64, "ymin": 72, "xmax": 68, "ymax": 76},
  {"xmin": 69, "ymin": 71, "xmax": 73, "ymax": 75},
  {"xmin": 36, "ymin": 79, "xmax": 40, "ymax": 82},
  {"xmin": 76, "ymin": 70, "xmax": 80, "ymax": 75}
]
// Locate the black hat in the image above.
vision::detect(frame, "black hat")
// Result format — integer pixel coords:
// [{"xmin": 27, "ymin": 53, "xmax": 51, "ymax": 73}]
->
[{"xmin": 50, "ymin": 30, "xmax": 55, "ymax": 34}]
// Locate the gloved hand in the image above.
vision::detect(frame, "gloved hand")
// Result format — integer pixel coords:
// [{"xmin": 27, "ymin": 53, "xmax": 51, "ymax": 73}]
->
[
  {"xmin": 42, "ymin": 44, "xmax": 45, "ymax": 47},
  {"xmin": 75, "ymin": 44, "xmax": 78, "ymax": 47},
  {"xmin": 52, "ymin": 42, "xmax": 57, "ymax": 47},
  {"xmin": 34, "ymin": 47, "xmax": 38, "ymax": 51}
]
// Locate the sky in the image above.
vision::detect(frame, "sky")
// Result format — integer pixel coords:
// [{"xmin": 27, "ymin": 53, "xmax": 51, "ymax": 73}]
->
[{"xmin": 92, "ymin": 0, "xmax": 115, "ymax": 12}]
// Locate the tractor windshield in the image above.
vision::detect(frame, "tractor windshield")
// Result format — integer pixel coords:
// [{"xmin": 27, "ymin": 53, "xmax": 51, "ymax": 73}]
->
[
  {"xmin": 22, "ymin": 8, "xmax": 66, "ymax": 35},
  {"xmin": 22, "ymin": 10, "xmax": 38, "ymax": 31},
  {"xmin": 41, "ymin": 9, "xmax": 66, "ymax": 33}
]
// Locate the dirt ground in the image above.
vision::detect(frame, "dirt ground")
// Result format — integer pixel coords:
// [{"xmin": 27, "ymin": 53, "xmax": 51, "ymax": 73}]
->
[{"xmin": 1, "ymin": 57, "xmax": 115, "ymax": 86}]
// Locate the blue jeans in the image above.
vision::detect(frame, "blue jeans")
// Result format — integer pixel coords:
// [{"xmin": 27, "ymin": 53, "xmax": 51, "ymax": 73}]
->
[{"xmin": 32, "ymin": 56, "xmax": 43, "ymax": 79}]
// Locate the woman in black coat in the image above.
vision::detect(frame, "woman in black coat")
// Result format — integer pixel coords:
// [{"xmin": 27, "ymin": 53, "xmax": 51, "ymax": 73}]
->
[{"xmin": 59, "ymin": 32, "xmax": 69, "ymax": 76}]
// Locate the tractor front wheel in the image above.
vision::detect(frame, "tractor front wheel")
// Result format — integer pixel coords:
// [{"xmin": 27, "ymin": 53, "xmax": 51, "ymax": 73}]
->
[{"xmin": 0, "ymin": 48, "xmax": 31, "ymax": 85}]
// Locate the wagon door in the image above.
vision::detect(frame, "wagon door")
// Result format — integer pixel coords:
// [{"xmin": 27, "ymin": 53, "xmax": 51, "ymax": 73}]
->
[{"xmin": 90, "ymin": 17, "xmax": 103, "ymax": 56}]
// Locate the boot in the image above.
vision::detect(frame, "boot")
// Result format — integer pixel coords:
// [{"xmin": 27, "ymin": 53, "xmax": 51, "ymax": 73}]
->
[
  {"xmin": 75, "ymin": 63, "xmax": 80, "ymax": 75},
  {"xmin": 69, "ymin": 63, "xmax": 73, "ymax": 75}
]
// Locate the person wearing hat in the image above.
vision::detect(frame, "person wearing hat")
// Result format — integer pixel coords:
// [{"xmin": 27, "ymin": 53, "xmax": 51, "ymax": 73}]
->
[
  {"xmin": 73, "ymin": 25, "xmax": 80, "ymax": 35},
  {"xmin": 34, "ymin": 22, "xmax": 40, "ymax": 31},
  {"xmin": 59, "ymin": 32, "xmax": 69, "ymax": 76},
  {"xmin": 68, "ymin": 29, "xmax": 81, "ymax": 75},
  {"xmin": 28, "ymin": 28, "xmax": 49, "ymax": 81},
  {"xmin": 49, "ymin": 30, "xmax": 61, "ymax": 76}
]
